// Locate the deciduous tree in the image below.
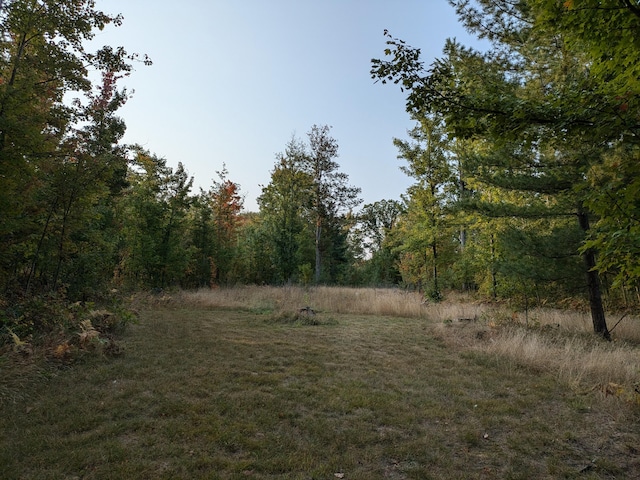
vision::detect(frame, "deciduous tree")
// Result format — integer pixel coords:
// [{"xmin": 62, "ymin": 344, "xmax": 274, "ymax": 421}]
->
[
  {"xmin": 207, "ymin": 165, "xmax": 243, "ymax": 285},
  {"xmin": 303, "ymin": 125, "xmax": 361, "ymax": 283},
  {"xmin": 119, "ymin": 151, "xmax": 193, "ymax": 289},
  {"xmin": 258, "ymin": 137, "xmax": 313, "ymax": 283},
  {"xmin": 0, "ymin": 0, "xmax": 149, "ymax": 300}
]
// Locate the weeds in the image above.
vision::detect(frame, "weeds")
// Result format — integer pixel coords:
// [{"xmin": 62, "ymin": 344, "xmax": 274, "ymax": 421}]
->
[{"xmin": 0, "ymin": 292, "xmax": 135, "ymax": 404}]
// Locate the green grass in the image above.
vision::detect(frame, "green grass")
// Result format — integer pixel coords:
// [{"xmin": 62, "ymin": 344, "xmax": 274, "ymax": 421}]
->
[{"xmin": 2, "ymin": 305, "xmax": 640, "ymax": 479}]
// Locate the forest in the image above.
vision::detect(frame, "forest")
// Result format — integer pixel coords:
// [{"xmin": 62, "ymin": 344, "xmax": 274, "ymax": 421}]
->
[{"xmin": 1, "ymin": 0, "xmax": 640, "ymax": 342}]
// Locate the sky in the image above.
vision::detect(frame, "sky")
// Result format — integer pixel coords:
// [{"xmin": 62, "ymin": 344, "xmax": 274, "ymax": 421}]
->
[{"xmin": 91, "ymin": 1, "xmax": 480, "ymax": 212}]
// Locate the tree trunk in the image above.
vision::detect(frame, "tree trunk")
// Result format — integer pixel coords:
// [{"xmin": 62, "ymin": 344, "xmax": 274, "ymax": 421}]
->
[
  {"xmin": 432, "ymin": 242, "xmax": 439, "ymax": 298},
  {"xmin": 490, "ymin": 233, "xmax": 497, "ymax": 300},
  {"xmin": 577, "ymin": 209, "xmax": 610, "ymax": 340},
  {"xmin": 314, "ymin": 218, "xmax": 321, "ymax": 283},
  {"xmin": 25, "ymin": 196, "xmax": 59, "ymax": 294}
]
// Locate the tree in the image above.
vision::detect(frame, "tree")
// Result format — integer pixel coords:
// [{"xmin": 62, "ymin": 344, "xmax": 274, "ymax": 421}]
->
[
  {"xmin": 258, "ymin": 127, "xmax": 361, "ymax": 284},
  {"xmin": 532, "ymin": 0, "xmax": 640, "ymax": 95},
  {"xmin": 448, "ymin": 1, "xmax": 640, "ymax": 309},
  {"xmin": 185, "ymin": 189, "xmax": 216, "ymax": 288},
  {"xmin": 303, "ymin": 125, "xmax": 362, "ymax": 283},
  {"xmin": 0, "ymin": 0, "xmax": 149, "ymax": 300},
  {"xmin": 356, "ymin": 199, "xmax": 404, "ymax": 255},
  {"xmin": 394, "ymin": 114, "xmax": 456, "ymax": 299},
  {"xmin": 231, "ymin": 212, "xmax": 276, "ymax": 285},
  {"xmin": 351, "ymin": 199, "xmax": 404, "ymax": 285},
  {"xmin": 38, "ymin": 71, "xmax": 130, "ymax": 297},
  {"xmin": 370, "ymin": 0, "xmax": 624, "ymax": 338},
  {"xmin": 529, "ymin": 0, "xmax": 640, "ymax": 292},
  {"xmin": 582, "ymin": 145, "xmax": 640, "ymax": 290},
  {"xmin": 258, "ymin": 137, "xmax": 314, "ymax": 283},
  {"xmin": 207, "ymin": 165, "xmax": 243, "ymax": 285},
  {"xmin": 118, "ymin": 151, "xmax": 193, "ymax": 289}
]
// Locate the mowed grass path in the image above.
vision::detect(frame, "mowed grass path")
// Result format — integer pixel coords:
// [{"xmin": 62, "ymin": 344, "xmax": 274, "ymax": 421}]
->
[{"xmin": 2, "ymin": 307, "xmax": 639, "ymax": 479}]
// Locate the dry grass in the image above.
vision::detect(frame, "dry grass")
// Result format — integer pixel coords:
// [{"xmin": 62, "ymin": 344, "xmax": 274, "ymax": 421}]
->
[
  {"xmin": 3, "ymin": 286, "xmax": 640, "ymax": 479},
  {"xmin": 143, "ymin": 286, "xmax": 640, "ymax": 402},
  {"xmin": 508, "ymin": 306, "xmax": 640, "ymax": 344},
  {"xmin": 436, "ymin": 321, "xmax": 640, "ymax": 400},
  {"xmin": 147, "ymin": 286, "xmax": 488, "ymax": 320}
]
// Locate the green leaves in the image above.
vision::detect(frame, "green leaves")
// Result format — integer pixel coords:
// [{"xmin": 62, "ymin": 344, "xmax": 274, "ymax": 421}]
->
[
  {"xmin": 257, "ymin": 126, "xmax": 361, "ymax": 284},
  {"xmin": 0, "ymin": 1, "xmax": 150, "ymax": 300},
  {"xmin": 536, "ymin": 0, "xmax": 640, "ymax": 94},
  {"xmin": 118, "ymin": 152, "xmax": 195, "ymax": 289},
  {"xmin": 372, "ymin": 0, "xmax": 640, "ymax": 326},
  {"xmin": 582, "ymin": 145, "xmax": 640, "ymax": 287}
]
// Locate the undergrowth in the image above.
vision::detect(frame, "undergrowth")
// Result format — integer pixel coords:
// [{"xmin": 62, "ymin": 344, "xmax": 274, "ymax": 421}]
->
[{"xmin": 0, "ymin": 289, "xmax": 137, "ymax": 398}]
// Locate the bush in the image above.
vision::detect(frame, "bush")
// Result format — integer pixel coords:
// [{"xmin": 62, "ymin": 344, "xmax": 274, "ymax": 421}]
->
[{"xmin": 0, "ymin": 289, "xmax": 136, "ymax": 360}]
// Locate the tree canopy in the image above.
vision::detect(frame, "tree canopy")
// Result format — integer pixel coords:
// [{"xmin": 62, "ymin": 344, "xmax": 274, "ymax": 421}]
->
[
  {"xmin": 3, "ymin": 0, "xmax": 640, "ymax": 342},
  {"xmin": 371, "ymin": 0, "xmax": 640, "ymax": 337}
]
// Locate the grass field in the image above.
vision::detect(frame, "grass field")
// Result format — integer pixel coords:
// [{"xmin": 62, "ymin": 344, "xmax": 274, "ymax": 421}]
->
[{"xmin": 1, "ymin": 287, "xmax": 640, "ymax": 479}]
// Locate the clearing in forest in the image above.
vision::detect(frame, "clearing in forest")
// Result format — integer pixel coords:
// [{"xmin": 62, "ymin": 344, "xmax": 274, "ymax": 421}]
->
[{"xmin": 1, "ymin": 298, "xmax": 639, "ymax": 479}]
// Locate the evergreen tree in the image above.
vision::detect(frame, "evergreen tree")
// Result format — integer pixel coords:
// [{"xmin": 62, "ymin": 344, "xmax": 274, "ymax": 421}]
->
[
  {"xmin": 371, "ymin": 0, "xmax": 618, "ymax": 338},
  {"xmin": 394, "ymin": 114, "xmax": 456, "ymax": 299}
]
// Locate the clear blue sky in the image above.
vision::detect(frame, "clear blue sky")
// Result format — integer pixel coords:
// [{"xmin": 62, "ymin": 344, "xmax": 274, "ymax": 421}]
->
[{"xmin": 93, "ymin": 1, "xmax": 478, "ymax": 212}]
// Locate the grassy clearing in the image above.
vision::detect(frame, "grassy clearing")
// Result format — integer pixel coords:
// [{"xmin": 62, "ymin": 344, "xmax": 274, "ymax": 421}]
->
[
  {"xmin": 2, "ymin": 287, "xmax": 640, "ymax": 478},
  {"xmin": 156, "ymin": 286, "xmax": 640, "ymax": 398}
]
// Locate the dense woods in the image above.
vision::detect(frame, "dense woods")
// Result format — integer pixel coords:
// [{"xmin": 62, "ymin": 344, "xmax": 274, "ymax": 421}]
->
[{"xmin": 1, "ymin": 0, "xmax": 640, "ymax": 340}]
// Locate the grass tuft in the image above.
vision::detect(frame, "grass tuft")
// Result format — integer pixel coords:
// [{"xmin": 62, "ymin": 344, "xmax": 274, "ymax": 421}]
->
[{"xmin": 265, "ymin": 309, "xmax": 338, "ymax": 326}]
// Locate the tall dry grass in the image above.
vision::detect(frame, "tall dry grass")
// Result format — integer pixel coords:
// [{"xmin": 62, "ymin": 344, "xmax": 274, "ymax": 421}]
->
[
  {"xmin": 161, "ymin": 285, "xmax": 488, "ymax": 320},
  {"xmin": 433, "ymin": 306, "xmax": 640, "ymax": 404},
  {"xmin": 493, "ymin": 328, "xmax": 640, "ymax": 388},
  {"xmin": 148, "ymin": 285, "xmax": 640, "ymax": 339},
  {"xmin": 515, "ymin": 306, "xmax": 640, "ymax": 344},
  {"xmin": 146, "ymin": 286, "xmax": 640, "ymax": 403},
  {"xmin": 463, "ymin": 325, "xmax": 640, "ymax": 391}
]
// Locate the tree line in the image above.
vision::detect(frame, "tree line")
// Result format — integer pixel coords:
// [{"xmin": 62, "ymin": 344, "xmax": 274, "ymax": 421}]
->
[
  {"xmin": 1, "ymin": 0, "xmax": 639, "ymax": 340},
  {"xmin": 371, "ymin": 0, "xmax": 640, "ymax": 338},
  {"xmin": 0, "ymin": 2, "xmax": 360, "ymax": 307}
]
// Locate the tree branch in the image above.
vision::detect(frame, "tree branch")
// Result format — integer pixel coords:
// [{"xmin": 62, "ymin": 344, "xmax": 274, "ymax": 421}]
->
[{"xmin": 621, "ymin": 0, "xmax": 640, "ymax": 18}]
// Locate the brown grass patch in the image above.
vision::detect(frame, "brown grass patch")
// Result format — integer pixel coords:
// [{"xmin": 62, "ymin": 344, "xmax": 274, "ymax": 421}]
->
[{"xmin": 139, "ymin": 286, "xmax": 490, "ymax": 320}]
